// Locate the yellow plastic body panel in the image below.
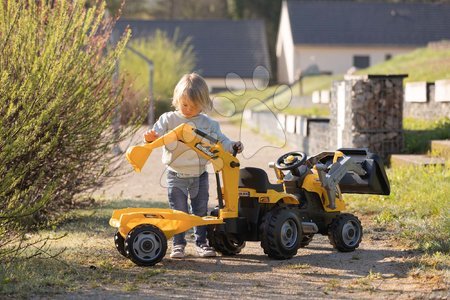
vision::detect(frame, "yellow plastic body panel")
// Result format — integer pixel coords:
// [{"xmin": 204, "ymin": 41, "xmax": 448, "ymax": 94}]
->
[
  {"xmin": 117, "ymin": 124, "xmax": 347, "ymax": 241},
  {"xmin": 302, "ymin": 169, "xmax": 345, "ymax": 212},
  {"xmin": 110, "ymin": 208, "xmax": 224, "ymax": 239},
  {"xmin": 237, "ymin": 188, "xmax": 299, "ymax": 205},
  {"xmin": 333, "ymin": 151, "xmax": 344, "ymax": 163}
]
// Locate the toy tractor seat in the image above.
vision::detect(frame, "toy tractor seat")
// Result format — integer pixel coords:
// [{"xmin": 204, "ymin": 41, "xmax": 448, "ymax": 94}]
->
[{"xmin": 238, "ymin": 167, "xmax": 284, "ymax": 193}]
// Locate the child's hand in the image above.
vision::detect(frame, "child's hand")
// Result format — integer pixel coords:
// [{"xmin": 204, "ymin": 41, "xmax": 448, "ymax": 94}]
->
[
  {"xmin": 144, "ymin": 130, "xmax": 159, "ymax": 143},
  {"xmin": 232, "ymin": 141, "xmax": 244, "ymax": 154}
]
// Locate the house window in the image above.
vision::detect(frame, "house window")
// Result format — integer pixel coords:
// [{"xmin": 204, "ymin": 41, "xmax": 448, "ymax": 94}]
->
[
  {"xmin": 385, "ymin": 54, "xmax": 392, "ymax": 61},
  {"xmin": 353, "ymin": 55, "xmax": 370, "ymax": 69}
]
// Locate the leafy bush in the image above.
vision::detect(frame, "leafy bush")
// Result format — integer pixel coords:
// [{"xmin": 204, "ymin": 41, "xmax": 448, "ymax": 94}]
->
[
  {"xmin": 0, "ymin": 0, "xmax": 132, "ymax": 257},
  {"xmin": 119, "ymin": 29, "xmax": 196, "ymax": 122}
]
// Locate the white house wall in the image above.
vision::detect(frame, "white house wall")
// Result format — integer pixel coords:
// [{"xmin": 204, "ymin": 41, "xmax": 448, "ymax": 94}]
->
[
  {"xmin": 292, "ymin": 45, "xmax": 415, "ymax": 81},
  {"xmin": 276, "ymin": 1, "xmax": 295, "ymax": 84},
  {"xmin": 205, "ymin": 78, "xmax": 265, "ymax": 92}
]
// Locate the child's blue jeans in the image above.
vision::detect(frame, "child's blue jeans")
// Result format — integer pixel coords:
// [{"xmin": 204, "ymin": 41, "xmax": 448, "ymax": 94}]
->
[{"xmin": 167, "ymin": 171, "xmax": 209, "ymax": 247}]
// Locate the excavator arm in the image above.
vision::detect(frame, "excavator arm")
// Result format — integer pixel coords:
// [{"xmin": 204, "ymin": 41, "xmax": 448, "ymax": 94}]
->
[
  {"xmin": 316, "ymin": 152, "xmax": 367, "ymax": 209},
  {"xmin": 126, "ymin": 123, "xmax": 240, "ymax": 218}
]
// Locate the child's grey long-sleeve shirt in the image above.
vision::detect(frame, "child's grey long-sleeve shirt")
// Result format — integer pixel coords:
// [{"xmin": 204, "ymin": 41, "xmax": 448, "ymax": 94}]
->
[{"xmin": 151, "ymin": 111, "xmax": 234, "ymax": 176}]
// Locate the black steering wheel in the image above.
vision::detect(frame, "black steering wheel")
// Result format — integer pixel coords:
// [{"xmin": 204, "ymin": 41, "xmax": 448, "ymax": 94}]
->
[{"xmin": 275, "ymin": 151, "xmax": 307, "ymax": 171}]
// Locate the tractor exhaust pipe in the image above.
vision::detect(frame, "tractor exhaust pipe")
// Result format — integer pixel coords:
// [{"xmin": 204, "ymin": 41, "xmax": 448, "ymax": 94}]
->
[{"xmin": 301, "ymin": 222, "xmax": 319, "ymax": 234}]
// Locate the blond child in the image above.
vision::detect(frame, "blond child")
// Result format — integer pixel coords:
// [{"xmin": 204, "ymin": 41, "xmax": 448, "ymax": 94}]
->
[{"xmin": 144, "ymin": 73, "xmax": 243, "ymax": 258}]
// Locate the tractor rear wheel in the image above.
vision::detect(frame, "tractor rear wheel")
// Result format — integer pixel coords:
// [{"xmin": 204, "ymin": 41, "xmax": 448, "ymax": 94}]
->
[
  {"xmin": 124, "ymin": 224, "xmax": 167, "ymax": 266},
  {"xmin": 328, "ymin": 213, "xmax": 362, "ymax": 252},
  {"xmin": 114, "ymin": 231, "xmax": 128, "ymax": 258},
  {"xmin": 207, "ymin": 227, "xmax": 245, "ymax": 255},
  {"xmin": 260, "ymin": 206, "xmax": 302, "ymax": 259}
]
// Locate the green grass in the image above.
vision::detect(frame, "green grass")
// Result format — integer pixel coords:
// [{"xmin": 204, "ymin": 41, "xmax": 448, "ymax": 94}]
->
[
  {"xmin": 356, "ymin": 46, "xmax": 450, "ymax": 82},
  {"xmin": 346, "ymin": 165, "xmax": 450, "ymax": 253},
  {"xmin": 403, "ymin": 117, "xmax": 450, "ymax": 154},
  {"xmin": 0, "ymin": 198, "xmax": 169, "ymax": 297},
  {"xmin": 293, "ymin": 74, "xmax": 343, "ymax": 96},
  {"xmin": 279, "ymin": 106, "xmax": 330, "ymax": 117}
]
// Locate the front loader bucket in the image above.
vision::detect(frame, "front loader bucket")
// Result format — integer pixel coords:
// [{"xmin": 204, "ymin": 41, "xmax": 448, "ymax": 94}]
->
[
  {"xmin": 337, "ymin": 148, "xmax": 390, "ymax": 195},
  {"xmin": 317, "ymin": 148, "xmax": 390, "ymax": 195},
  {"xmin": 126, "ymin": 145, "xmax": 152, "ymax": 172}
]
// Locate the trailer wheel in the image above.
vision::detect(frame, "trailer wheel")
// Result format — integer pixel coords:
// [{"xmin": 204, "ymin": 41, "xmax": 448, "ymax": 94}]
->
[
  {"xmin": 299, "ymin": 234, "xmax": 314, "ymax": 248},
  {"xmin": 328, "ymin": 214, "xmax": 362, "ymax": 252},
  {"xmin": 124, "ymin": 224, "xmax": 167, "ymax": 266},
  {"xmin": 114, "ymin": 231, "xmax": 128, "ymax": 257},
  {"xmin": 260, "ymin": 207, "xmax": 302, "ymax": 259},
  {"xmin": 207, "ymin": 227, "xmax": 245, "ymax": 255}
]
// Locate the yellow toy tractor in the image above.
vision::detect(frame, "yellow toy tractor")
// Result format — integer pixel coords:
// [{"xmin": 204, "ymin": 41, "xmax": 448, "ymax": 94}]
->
[{"xmin": 110, "ymin": 124, "xmax": 390, "ymax": 266}]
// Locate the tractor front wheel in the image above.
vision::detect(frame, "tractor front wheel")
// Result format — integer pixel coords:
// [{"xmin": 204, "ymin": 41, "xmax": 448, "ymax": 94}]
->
[
  {"xmin": 124, "ymin": 224, "xmax": 167, "ymax": 266},
  {"xmin": 260, "ymin": 207, "xmax": 302, "ymax": 259},
  {"xmin": 207, "ymin": 227, "xmax": 245, "ymax": 255},
  {"xmin": 328, "ymin": 213, "xmax": 362, "ymax": 252}
]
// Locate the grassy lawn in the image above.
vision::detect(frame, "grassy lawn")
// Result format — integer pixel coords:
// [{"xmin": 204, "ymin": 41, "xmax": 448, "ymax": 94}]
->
[
  {"xmin": 0, "ymin": 199, "xmax": 170, "ymax": 297},
  {"xmin": 403, "ymin": 117, "xmax": 450, "ymax": 154},
  {"xmin": 347, "ymin": 164, "xmax": 449, "ymax": 253},
  {"xmin": 357, "ymin": 46, "xmax": 450, "ymax": 82}
]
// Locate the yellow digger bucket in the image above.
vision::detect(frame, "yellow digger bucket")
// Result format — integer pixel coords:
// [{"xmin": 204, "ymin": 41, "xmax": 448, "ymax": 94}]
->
[
  {"xmin": 126, "ymin": 129, "xmax": 180, "ymax": 172},
  {"xmin": 110, "ymin": 208, "xmax": 224, "ymax": 239},
  {"xmin": 126, "ymin": 146, "xmax": 152, "ymax": 173}
]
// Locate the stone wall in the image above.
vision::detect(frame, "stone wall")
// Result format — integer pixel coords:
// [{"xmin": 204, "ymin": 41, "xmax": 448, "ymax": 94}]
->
[
  {"xmin": 403, "ymin": 81, "xmax": 450, "ymax": 119},
  {"xmin": 329, "ymin": 75, "xmax": 405, "ymax": 160}
]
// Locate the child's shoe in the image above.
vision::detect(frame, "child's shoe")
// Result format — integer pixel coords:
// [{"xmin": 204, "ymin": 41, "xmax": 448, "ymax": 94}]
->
[
  {"xmin": 196, "ymin": 244, "xmax": 216, "ymax": 257},
  {"xmin": 170, "ymin": 245, "xmax": 185, "ymax": 259}
]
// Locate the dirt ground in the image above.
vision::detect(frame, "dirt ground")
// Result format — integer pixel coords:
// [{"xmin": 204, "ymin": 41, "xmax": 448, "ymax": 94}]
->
[{"xmin": 87, "ymin": 118, "xmax": 448, "ymax": 299}]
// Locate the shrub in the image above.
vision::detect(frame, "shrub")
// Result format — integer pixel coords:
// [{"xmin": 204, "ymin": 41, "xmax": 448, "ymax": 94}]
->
[{"xmin": 0, "ymin": 0, "xmax": 132, "ymax": 257}]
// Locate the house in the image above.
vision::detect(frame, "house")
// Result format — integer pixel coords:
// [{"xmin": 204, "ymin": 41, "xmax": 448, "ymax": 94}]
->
[
  {"xmin": 277, "ymin": 0, "xmax": 450, "ymax": 84},
  {"xmin": 114, "ymin": 20, "xmax": 271, "ymax": 92}
]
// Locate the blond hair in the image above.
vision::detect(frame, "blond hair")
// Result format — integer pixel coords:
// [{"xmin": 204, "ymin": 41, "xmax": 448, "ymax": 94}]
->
[{"xmin": 172, "ymin": 73, "xmax": 212, "ymax": 112}]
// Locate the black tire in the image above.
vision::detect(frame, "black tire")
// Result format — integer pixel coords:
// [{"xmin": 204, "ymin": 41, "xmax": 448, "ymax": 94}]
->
[
  {"xmin": 328, "ymin": 213, "xmax": 363, "ymax": 252},
  {"xmin": 114, "ymin": 231, "xmax": 128, "ymax": 258},
  {"xmin": 207, "ymin": 227, "xmax": 245, "ymax": 256},
  {"xmin": 299, "ymin": 234, "xmax": 314, "ymax": 248},
  {"xmin": 124, "ymin": 224, "xmax": 167, "ymax": 266},
  {"xmin": 260, "ymin": 207, "xmax": 302, "ymax": 259}
]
